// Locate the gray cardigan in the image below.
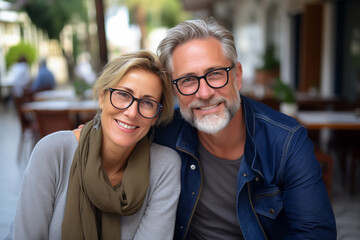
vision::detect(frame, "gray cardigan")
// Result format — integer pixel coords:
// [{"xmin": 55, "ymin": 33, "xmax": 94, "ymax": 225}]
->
[{"xmin": 3, "ymin": 131, "xmax": 181, "ymax": 240}]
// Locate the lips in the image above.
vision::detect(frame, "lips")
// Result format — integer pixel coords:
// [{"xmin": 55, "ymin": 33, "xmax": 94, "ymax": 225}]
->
[
  {"xmin": 115, "ymin": 119, "xmax": 137, "ymax": 130},
  {"xmin": 197, "ymin": 103, "xmax": 221, "ymax": 111}
]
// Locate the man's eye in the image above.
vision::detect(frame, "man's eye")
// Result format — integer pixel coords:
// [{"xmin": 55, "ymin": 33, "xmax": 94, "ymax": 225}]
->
[
  {"xmin": 208, "ymin": 70, "xmax": 224, "ymax": 78},
  {"xmin": 179, "ymin": 77, "xmax": 197, "ymax": 86}
]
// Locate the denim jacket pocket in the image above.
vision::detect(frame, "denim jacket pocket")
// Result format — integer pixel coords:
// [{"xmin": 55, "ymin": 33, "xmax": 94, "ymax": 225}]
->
[{"xmin": 253, "ymin": 188, "xmax": 283, "ymax": 219}]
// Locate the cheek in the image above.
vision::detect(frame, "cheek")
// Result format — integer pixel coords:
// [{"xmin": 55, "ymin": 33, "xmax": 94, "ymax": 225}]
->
[{"xmin": 148, "ymin": 117, "xmax": 157, "ymax": 127}]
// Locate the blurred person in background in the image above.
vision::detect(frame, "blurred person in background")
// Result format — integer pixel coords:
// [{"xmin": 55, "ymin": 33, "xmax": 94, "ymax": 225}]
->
[
  {"xmin": 2, "ymin": 50, "xmax": 180, "ymax": 240},
  {"xmin": 75, "ymin": 52, "xmax": 97, "ymax": 85},
  {"xmin": 5, "ymin": 56, "xmax": 31, "ymax": 97},
  {"xmin": 31, "ymin": 58, "xmax": 56, "ymax": 93}
]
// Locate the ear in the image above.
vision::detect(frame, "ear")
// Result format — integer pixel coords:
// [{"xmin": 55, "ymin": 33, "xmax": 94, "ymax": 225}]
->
[
  {"xmin": 235, "ymin": 62, "xmax": 243, "ymax": 91},
  {"xmin": 98, "ymin": 90, "xmax": 105, "ymax": 110}
]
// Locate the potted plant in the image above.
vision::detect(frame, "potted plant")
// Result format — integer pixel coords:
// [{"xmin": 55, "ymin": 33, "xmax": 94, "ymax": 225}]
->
[
  {"xmin": 73, "ymin": 78, "xmax": 92, "ymax": 100},
  {"xmin": 255, "ymin": 44, "xmax": 280, "ymax": 86},
  {"xmin": 273, "ymin": 77, "xmax": 298, "ymax": 116}
]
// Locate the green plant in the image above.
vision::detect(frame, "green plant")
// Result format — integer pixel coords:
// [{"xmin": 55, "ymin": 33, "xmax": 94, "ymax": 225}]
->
[
  {"xmin": 258, "ymin": 44, "xmax": 280, "ymax": 70},
  {"xmin": 23, "ymin": 0, "xmax": 88, "ymax": 39},
  {"xmin": 73, "ymin": 78, "xmax": 92, "ymax": 99},
  {"xmin": 5, "ymin": 42, "xmax": 37, "ymax": 69},
  {"xmin": 273, "ymin": 78, "xmax": 296, "ymax": 103}
]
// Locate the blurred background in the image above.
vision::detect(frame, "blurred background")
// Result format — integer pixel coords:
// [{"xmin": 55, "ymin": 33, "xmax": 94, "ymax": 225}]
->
[{"xmin": 0, "ymin": 0, "xmax": 360, "ymax": 239}]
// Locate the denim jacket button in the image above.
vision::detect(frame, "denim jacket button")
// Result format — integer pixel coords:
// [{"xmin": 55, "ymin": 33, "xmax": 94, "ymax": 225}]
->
[
  {"xmin": 269, "ymin": 208, "xmax": 275, "ymax": 215},
  {"xmin": 243, "ymin": 173, "xmax": 247, "ymax": 177},
  {"xmin": 190, "ymin": 164, "xmax": 196, "ymax": 170},
  {"xmin": 255, "ymin": 176, "xmax": 260, "ymax": 181}
]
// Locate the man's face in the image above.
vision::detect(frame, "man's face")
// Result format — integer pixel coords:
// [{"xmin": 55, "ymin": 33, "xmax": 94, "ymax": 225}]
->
[{"xmin": 171, "ymin": 37, "xmax": 243, "ymax": 134}]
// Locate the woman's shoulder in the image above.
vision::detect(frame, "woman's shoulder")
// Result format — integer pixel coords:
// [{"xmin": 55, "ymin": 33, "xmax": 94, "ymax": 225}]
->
[
  {"xmin": 24, "ymin": 131, "xmax": 78, "ymax": 180},
  {"xmin": 148, "ymin": 142, "xmax": 181, "ymax": 192},
  {"xmin": 149, "ymin": 142, "xmax": 181, "ymax": 169},
  {"xmin": 30, "ymin": 131, "xmax": 78, "ymax": 164},
  {"xmin": 35, "ymin": 130, "xmax": 78, "ymax": 150}
]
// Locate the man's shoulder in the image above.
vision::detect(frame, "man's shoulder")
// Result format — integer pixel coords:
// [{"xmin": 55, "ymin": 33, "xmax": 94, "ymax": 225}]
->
[{"xmin": 243, "ymin": 95, "xmax": 301, "ymax": 132}]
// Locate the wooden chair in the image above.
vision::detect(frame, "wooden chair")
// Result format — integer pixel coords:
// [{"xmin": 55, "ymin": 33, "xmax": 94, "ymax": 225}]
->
[
  {"xmin": 34, "ymin": 110, "xmax": 74, "ymax": 138},
  {"xmin": 12, "ymin": 93, "xmax": 39, "ymax": 164},
  {"xmin": 315, "ymin": 150, "xmax": 333, "ymax": 199},
  {"xmin": 330, "ymin": 99, "xmax": 360, "ymax": 194},
  {"xmin": 349, "ymin": 148, "xmax": 360, "ymax": 195}
]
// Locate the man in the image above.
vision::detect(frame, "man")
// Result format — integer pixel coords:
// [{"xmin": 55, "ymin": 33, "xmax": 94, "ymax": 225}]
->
[
  {"xmin": 154, "ymin": 18, "xmax": 336, "ymax": 239},
  {"xmin": 31, "ymin": 59, "xmax": 56, "ymax": 93},
  {"xmin": 6, "ymin": 56, "xmax": 31, "ymax": 97}
]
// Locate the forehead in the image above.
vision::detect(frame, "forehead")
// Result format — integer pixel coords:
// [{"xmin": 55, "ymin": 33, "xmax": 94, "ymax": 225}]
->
[
  {"xmin": 171, "ymin": 38, "xmax": 229, "ymax": 76},
  {"xmin": 114, "ymin": 68, "xmax": 162, "ymax": 98}
]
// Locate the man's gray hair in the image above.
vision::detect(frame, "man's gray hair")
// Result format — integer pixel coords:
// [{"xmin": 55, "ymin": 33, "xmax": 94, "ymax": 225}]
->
[{"xmin": 157, "ymin": 17, "xmax": 238, "ymax": 75}]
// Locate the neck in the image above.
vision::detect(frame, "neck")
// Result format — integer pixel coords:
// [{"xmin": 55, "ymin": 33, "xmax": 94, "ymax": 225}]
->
[
  {"xmin": 198, "ymin": 107, "xmax": 246, "ymax": 160},
  {"xmin": 101, "ymin": 141, "xmax": 135, "ymax": 186}
]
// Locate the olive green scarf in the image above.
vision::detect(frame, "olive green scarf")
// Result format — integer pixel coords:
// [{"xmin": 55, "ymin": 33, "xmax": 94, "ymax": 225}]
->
[{"xmin": 61, "ymin": 120, "xmax": 150, "ymax": 239}]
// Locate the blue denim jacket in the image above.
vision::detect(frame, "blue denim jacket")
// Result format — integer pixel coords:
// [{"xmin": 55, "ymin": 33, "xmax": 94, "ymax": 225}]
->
[{"xmin": 154, "ymin": 95, "xmax": 336, "ymax": 240}]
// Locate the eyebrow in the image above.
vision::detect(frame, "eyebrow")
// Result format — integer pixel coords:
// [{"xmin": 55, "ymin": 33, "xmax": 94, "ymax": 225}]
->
[
  {"xmin": 176, "ymin": 65, "xmax": 225, "ymax": 78},
  {"xmin": 119, "ymin": 86, "xmax": 158, "ymax": 100}
]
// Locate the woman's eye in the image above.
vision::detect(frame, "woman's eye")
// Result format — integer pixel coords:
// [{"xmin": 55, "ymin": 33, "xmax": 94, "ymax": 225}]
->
[
  {"xmin": 116, "ymin": 91, "xmax": 131, "ymax": 99},
  {"xmin": 141, "ymin": 99, "xmax": 155, "ymax": 108}
]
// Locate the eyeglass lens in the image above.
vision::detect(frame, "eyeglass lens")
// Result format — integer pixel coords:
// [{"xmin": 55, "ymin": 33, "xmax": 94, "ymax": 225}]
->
[
  {"xmin": 176, "ymin": 67, "xmax": 230, "ymax": 95},
  {"xmin": 110, "ymin": 89, "xmax": 160, "ymax": 118}
]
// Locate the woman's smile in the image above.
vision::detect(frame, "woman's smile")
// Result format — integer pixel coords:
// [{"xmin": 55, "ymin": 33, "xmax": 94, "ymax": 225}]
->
[{"xmin": 115, "ymin": 119, "xmax": 138, "ymax": 130}]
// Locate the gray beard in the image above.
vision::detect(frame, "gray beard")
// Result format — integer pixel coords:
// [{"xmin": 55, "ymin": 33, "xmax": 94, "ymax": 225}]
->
[{"xmin": 180, "ymin": 93, "xmax": 241, "ymax": 134}]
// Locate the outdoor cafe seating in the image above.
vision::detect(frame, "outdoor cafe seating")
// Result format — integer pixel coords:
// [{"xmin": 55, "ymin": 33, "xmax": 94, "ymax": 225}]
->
[
  {"xmin": 13, "ymin": 87, "xmax": 98, "ymax": 163},
  {"xmin": 248, "ymin": 91, "xmax": 360, "ymax": 197}
]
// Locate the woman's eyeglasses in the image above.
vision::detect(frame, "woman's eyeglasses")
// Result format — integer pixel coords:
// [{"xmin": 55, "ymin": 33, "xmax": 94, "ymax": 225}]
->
[{"xmin": 108, "ymin": 88, "xmax": 162, "ymax": 119}]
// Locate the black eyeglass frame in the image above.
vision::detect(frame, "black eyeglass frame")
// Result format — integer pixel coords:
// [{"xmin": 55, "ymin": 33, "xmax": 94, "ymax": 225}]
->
[
  {"xmin": 172, "ymin": 64, "xmax": 235, "ymax": 96},
  {"xmin": 108, "ymin": 88, "xmax": 163, "ymax": 119}
]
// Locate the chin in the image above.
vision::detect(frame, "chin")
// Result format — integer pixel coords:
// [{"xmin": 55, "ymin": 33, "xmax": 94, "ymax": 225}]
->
[
  {"xmin": 194, "ymin": 113, "xmax": 230, "ymax": 134},
  {"xmin": 111, "ymin": 134, "xmax": 140, "ymax": 148}
]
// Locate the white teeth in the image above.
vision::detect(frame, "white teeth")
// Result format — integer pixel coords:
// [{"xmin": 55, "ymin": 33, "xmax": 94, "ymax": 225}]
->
[
  {"xmin": 116, "ymin": 120, "xmax": 136, "ymax": 129},
  {"xmin": 199, "ymin": 104, "xmax": 217, "ymax": 110}
]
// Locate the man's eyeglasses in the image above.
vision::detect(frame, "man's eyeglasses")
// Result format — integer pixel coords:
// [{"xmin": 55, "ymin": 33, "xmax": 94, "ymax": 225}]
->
[
  {"xmin": 108, "ymin": 88, "xmax": 162, "ymax": 119},
  {"xmin": 172, "ymin": 64, "xmax": 235, "ymax": 96}
]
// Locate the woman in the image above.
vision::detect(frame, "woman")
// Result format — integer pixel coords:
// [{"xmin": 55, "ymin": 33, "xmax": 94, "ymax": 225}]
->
[{"xmin": 3, "ymin": 51, "xmax": 181, "ymax": 240}]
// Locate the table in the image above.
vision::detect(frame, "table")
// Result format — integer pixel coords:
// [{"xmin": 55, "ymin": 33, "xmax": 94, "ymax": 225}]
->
[
  {"xmin": 296, "ymin": 111, "xmax": 360, "ymax": 130},
  {"xmin": 33, "ymin": 89, "xmax": 75, "ymax": 101},
  {"xmin": 21, "ymin": 100, "xmax": 99, "ymax": 137},
  {"xmin": 296, "ymin": 110, "xmax": 360, "ymax": 197},
  {"xmin": 22, "ymin": 100, "xmax": 99, "ymax": 113},
  {"xmin": 33, "ymin": 88, "xmax": 93, "ymax": 101}
]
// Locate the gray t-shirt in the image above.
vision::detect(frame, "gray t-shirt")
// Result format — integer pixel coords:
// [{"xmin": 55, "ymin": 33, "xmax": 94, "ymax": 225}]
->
[
  {"xmin": 3, "ymin": 131, "xmax": 181, "ymax": 240},
  {"xmin": 188, "ymin": 142, "xmax": 244, "ymax": 240}
]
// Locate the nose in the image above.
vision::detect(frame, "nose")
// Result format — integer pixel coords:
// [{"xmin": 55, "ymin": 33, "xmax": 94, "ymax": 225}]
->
[
  {"xmin": 123, "ymin": 100, "xmax": 139, "ymax": 118},
  {"xmin": 195, "ymin": 78, "xmax": 215, "ymax": 100}
]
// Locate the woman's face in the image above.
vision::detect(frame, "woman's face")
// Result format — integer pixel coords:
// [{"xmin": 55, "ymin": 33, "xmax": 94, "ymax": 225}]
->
[{"xmin": 99, "ymin": 68, "xmax": 162, "ymax": 150}]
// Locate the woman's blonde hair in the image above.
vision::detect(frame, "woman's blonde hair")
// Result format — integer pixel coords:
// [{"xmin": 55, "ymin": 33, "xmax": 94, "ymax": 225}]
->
[{"xmin": 93, "ymin": 50, "xmax": 173, "ymax": 126}]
